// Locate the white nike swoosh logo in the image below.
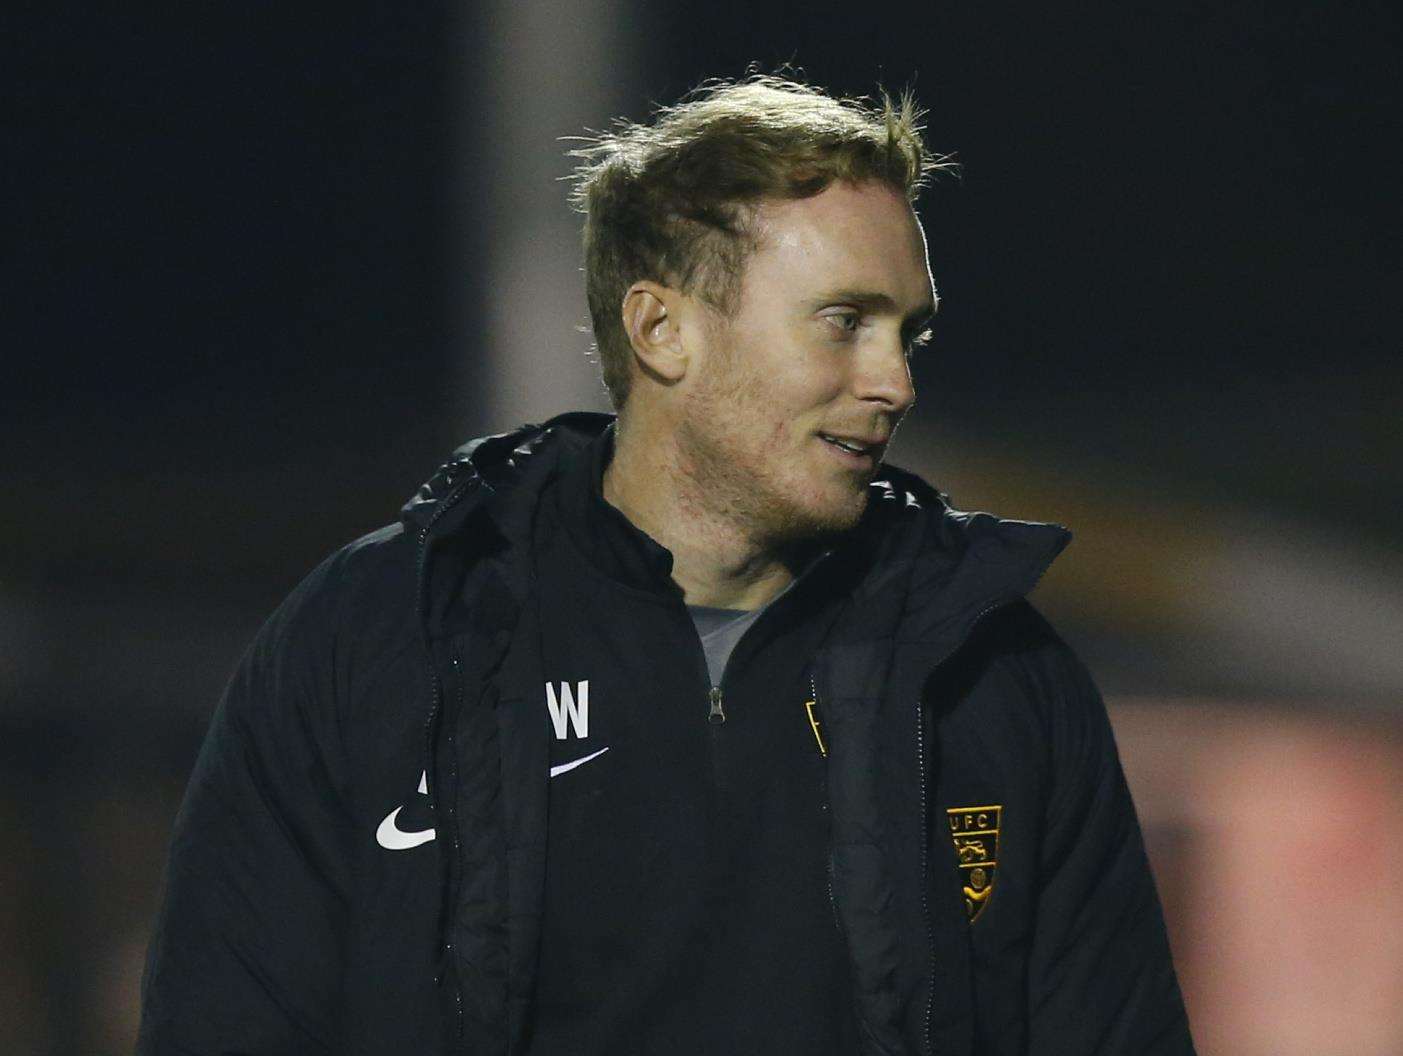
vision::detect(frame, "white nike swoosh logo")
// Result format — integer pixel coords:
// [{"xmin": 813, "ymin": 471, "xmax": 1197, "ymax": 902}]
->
[
  {"xmin": 376, "ymin": 806, "xmax": 437, "ymax": 850},
  {"xmin": 549, "ymin": 746, "xmax": 609, "ymax": 778},
  {"xmin": 376, "ymin": 770, "xmax": 435, "ymax": 851}
]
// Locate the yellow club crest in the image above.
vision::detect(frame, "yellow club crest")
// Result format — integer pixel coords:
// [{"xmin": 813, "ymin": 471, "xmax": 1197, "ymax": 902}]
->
[{"xmin": 946, "ymin": 804, "xmax": 1001, "ymax": 923}]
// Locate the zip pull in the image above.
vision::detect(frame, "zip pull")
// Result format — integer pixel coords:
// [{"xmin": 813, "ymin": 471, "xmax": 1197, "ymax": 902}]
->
[{"xmin": 708, "ymin": 686, "xmax": 726, "ymax": 724}]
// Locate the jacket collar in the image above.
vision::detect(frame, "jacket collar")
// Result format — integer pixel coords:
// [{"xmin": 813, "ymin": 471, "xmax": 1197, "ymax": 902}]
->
[
  {"xmin": 550, "ymin": 420, "xmax": 680, "ymax": 596},
  {"xmin": 400, "ymin": 411, "xmax": 1071, "ymax": 696}
]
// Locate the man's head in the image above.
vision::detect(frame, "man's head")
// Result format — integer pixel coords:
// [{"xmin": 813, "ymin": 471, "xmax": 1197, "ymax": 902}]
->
[{"xmin": 568, "ymin": 74, "xmax": 951, "ymax": 544}]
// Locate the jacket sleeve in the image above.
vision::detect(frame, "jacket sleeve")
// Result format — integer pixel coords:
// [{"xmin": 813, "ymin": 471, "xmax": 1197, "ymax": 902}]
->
[
  {"xmin": 138, "ymin": 553, "xmax": 355, "ymax": 1055},
  {"xmin": 1025, "ymin": 627, "xmax": 1197, "ymax": 1055}
]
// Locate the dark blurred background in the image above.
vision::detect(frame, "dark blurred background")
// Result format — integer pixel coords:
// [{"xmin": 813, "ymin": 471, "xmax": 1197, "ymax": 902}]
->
[{"xmin": 6, "ymin": 2, "xmax": 1401, "ymax": 1052}]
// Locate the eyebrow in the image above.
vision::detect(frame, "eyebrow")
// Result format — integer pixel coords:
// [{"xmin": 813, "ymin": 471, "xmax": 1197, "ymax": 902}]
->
[{"xmin": 816, "ymin": 288, "xmax": 940, "ymax": 327}]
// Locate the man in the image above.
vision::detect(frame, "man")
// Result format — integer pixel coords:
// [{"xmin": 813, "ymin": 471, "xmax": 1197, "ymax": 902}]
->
[{"xmin": 139, "ymin": 75, "xmax": 1195, "ymax": 1055}]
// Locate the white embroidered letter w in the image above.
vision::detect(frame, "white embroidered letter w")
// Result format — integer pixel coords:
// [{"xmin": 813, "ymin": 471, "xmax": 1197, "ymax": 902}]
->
[{"xmin": 546, "ymin": 680, "xmax": 589, "ymax": 739}]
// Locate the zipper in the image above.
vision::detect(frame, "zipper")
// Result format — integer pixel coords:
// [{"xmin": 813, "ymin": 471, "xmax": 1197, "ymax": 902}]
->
[
  {"xmin": 916, "ymin": 689, "xmax": 933, "ymax": 1056},
  {"xmin": 448, "ymin": 652, "xmax": 466, "ymax": 1038},
  {"xmin": 413, "ymin": 468, "xmax": 476, "ymax": 1044},
  {"xmin": 825, "ymin": 853, "xmax": 846, "ymax": 938},
  {"xmin": 811, "ymin": 668, "xmax": 870, "ymax": 1054},
  {"xmin": 706, "ymin": 680, "xmax": 725, "ymax": 793},
  {"xmin": 708, "ymin": 685, "xmax": 725, "ymax": 724},
  {"xmin": 813, "ymin": 674, "xmax": 845, "ymax": 937},
  {"xmin": 692, "ymin": 622, "xmax": 726, "ymax": 788},
  {"xmin": 416, "ymin": 470, "xmax": 476, "ymax": 790}
]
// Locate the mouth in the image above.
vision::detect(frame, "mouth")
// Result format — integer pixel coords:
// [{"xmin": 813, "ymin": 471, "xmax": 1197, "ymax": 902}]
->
[{"xmin": 817, "ymin": 432, "xmax": 885, "ymax": 469}]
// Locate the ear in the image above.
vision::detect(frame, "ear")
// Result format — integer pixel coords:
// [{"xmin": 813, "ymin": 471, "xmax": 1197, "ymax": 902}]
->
[{"xmin": 621, "ymin": 280, "xmax": 689, "ymax": 385}]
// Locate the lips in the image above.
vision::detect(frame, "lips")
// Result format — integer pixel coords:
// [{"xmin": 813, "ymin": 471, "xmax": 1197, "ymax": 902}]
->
[
  {"xmin": 819, "ymin": 433, "xmax": 886, "ymax": 456},
  {"xmin": 818, "ymin": 432, "xmax": 887, "ymax": 467}
]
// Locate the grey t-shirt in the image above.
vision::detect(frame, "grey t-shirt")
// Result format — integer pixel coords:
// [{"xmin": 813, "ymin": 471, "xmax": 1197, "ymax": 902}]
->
[
  {"xmin": 686, "ymin": 557, "xmax": 827, "ymax": 685},
  {"xmin": 687, "ymin": 604, "xmax": 760, "ymax": 687}
]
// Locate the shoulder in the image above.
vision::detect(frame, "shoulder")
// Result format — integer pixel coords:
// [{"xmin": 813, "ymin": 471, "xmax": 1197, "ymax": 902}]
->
[
  {"xmin": 972, "ymin": 602, "xmax": 1120, "ymax": 795},
  {"xmin": 975, "ymin": 601, "xmax": 1086, "ymax": 678},
  {"xmin": 930, "ymin": 600, "xmax": 1106, "ymax": 759},
  {"xmin": 205, "ymin": 523, "xmax": 433, "ymax": 812},
  {"xmin": 224, "ymin": 521, "xmax": 427, "ymax": 737},
  {"xmin": 259, "ymin": 522, "xmax": 417, "ymax": 652},
  {"xmin": 965, "ymin": 601, "xmax": 1101, "ymax": 717}
]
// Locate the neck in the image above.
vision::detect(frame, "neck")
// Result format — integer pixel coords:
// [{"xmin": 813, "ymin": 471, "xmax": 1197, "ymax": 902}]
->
[{"xmin": 602, "ymin": 416, "xmax": 797, "ymax": 610}]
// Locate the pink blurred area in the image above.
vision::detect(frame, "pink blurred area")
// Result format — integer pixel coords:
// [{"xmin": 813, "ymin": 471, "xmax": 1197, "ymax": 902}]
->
[{"xmin": 1113, "ymin": 700, "xmax": 1403, "ymax": 1056}]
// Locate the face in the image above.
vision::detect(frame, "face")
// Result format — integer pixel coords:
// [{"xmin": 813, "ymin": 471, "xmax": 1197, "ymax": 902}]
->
[{"xmin": 673, "ymin": 179, "xmax": 937, "ymax": 545}]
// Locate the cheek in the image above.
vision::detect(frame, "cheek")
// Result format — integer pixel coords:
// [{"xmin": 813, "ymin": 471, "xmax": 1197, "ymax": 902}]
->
[{"xmin": 722, "ymin": 340, "xmax": 839, "ymax": 441}]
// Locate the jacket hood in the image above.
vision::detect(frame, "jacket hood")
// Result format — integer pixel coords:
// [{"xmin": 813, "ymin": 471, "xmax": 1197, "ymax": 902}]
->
[{"xmin": 399, "ymin": 411, "xmax": 610, "ymax": 539}]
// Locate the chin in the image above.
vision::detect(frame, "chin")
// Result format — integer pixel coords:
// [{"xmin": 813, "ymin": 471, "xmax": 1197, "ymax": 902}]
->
[{"xmin": 767, "ymin": 480, "xmax": 870, "ymax": 544}]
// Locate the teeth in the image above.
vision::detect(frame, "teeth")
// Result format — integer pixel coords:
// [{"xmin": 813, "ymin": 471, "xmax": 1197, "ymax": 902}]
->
[{"xmin": 822, "ymin": 435, "xmax": 866, "ymax": 454}]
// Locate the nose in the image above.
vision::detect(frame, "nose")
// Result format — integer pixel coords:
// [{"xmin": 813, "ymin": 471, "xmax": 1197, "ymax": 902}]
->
[{"xmin": 853, "ymin": 337, "xmax": 916, "ymax": 417}]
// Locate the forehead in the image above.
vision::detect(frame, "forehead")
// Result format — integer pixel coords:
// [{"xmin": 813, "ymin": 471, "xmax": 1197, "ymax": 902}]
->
[{"xmin": 743, "ymin": 180, "xmax": 932, "ymax": 301}]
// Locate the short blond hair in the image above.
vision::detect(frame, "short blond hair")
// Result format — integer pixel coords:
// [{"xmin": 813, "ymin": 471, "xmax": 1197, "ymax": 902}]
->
[{"xmin": 565, "ymin": 72, "xmax": 955, "ymax": 408}]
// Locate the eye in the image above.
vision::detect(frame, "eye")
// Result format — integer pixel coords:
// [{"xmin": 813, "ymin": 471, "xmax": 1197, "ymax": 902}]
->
[{"xmin": 824, "ymin": 309, "xmax": 861, "ymax": 338}]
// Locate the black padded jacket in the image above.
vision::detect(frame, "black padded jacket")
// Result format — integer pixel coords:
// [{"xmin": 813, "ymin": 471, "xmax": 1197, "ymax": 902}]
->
[{"xmin": 138, "ymin": 411, "xmax": 1196, "ymax": 1056}]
